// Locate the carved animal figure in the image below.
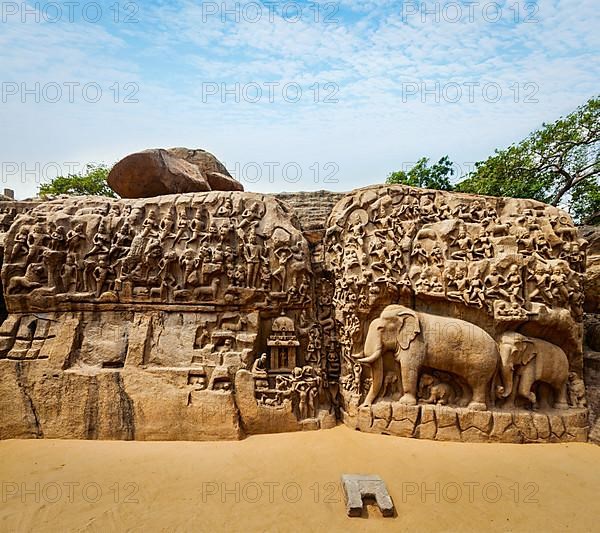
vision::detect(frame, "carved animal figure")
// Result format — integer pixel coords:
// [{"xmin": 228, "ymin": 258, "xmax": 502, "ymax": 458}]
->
[
  {"xmin": 193, "ymin": 278, "xmax": 221, "ymax": 300},
  {"xmin": 6, "ymin": 263, "xmax": 45, "ymax": 294},
  {"xmin": 419, "ymin": 374, "xmax": 456, "ymax": 405},
  {"xmin": 496, "ymin": 332, "xmax": 569, "ymax": 409},
  {"xmin": 353, "ymin": 305, "xmax": 500, "ymax": 410}
]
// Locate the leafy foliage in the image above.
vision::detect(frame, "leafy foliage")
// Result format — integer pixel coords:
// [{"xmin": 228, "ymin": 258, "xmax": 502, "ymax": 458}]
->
[
  {"xmin": 39, "ymin": 164, "xmax": 116, "ymax": 198},
  {"xmin": 457, "ymin": 96, "xmax": 600, "ymax": 224},
  {"xmin": 386, "ymin": 156, "xmax": 454, "ymax": 191}
]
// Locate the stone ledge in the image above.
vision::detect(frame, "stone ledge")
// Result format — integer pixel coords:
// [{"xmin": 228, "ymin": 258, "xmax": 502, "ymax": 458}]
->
[{"xmin": 342, "ymin": 402, "xmax": 589, "ymax": 443}]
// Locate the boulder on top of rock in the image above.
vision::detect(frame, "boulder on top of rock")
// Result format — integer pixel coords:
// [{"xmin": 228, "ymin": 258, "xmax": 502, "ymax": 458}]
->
[{"xmin": 107, "ymin": 148, "xmax": 244, "ymax": 198}]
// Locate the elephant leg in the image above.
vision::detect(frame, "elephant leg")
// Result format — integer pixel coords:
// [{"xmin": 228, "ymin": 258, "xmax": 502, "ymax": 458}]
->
[
  {"xmin": 456, "ymin": 382, "xmax": 471, "ymax": 407},
  {"xmin": 518, "ymin": 371, "xmax": 536, "ymax": 407},
  {"xmin": 468, "ymin": 381, "xmax": 487, "ymax": 411},
  {"xmin": 554, "ymin": 383, "xmax": 569, "ymax": 409},
  {"xmin": 362, "ymin": 357, "xmax": 383, "ymax": 407},
  {"xmin": 399, "ymin": 360, "xmax": 418, "ymax": 405}
]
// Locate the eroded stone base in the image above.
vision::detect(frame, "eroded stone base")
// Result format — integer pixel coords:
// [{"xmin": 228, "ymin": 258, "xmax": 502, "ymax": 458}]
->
[{"xmin": 342, "ymin": 401, "xmax": 589, "ymax": 443}]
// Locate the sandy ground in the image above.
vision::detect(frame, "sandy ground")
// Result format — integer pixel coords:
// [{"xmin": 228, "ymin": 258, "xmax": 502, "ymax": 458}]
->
[{"xmin": 0, "ymin": 426, "xmax": 599, "ymax": 532}]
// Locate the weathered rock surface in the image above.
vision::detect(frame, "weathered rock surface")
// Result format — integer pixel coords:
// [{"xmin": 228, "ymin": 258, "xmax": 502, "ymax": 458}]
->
[
  {"xmin": 108, "ymin": 148, "xmax": 243, "ymax": 198},
  {"xmin": 0, "ymin": 184, "xmax": 592, "ymax": 442},
  {"xmin": 331, "ymin": 185, "xmax": 587, "ymax": 442},
  {"xmin": 580, "ymin": 225, "xmax": 600, "ymax": 443}
]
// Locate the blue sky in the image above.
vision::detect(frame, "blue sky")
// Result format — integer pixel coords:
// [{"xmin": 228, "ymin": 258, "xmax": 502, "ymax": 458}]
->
[{"xmin": 0, "ymin": 0, "xmax": 598, "ymax": 198}]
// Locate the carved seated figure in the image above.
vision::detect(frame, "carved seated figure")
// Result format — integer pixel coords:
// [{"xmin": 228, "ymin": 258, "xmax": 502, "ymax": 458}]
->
[{"xmin": 251, "ymin": 353, "xmax": 268, "ymax": 377}]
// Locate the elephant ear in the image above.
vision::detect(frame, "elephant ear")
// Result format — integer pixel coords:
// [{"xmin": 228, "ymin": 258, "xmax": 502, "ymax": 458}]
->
[
  {"xmin": 397, "ymin": 311, "xmax": 421, "ymax": 350},
  {"xmin": 518, "ymin": 340, "xmax": 537, "ymax": 366}
]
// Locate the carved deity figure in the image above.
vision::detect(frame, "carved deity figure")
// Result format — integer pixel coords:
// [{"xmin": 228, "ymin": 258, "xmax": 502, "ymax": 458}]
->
[
  {"xmin": 66, "ymin": 223, "xmax": 86, "ymax": 254},
  {"xmin": 60, "ymin": 254, "xmax": 78, "ymax": 293},
  {"xmin": 244, "ymin": 234, "xmax": 262, "ymax": 288}
]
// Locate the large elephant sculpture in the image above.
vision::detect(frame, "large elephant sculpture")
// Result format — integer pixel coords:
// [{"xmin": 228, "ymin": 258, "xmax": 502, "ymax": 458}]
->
[
  {"xmin": 497, "ymin": 332, "xmax": 569, "ymax": 409},
  {"xmin": 353, "ymin": 305, "xmax": 500, "ymax": 410}
]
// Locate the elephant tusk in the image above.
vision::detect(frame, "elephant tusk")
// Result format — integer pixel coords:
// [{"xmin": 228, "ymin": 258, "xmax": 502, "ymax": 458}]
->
[{"xmin": 357, "ymin": 350, "xmax": 382, "ymax": 364}]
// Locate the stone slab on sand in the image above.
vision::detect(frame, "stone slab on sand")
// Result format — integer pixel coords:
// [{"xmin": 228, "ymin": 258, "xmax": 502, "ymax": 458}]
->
[{"xmin": 1, "ymin": 425, "xmax": 599, "ymax": 532}]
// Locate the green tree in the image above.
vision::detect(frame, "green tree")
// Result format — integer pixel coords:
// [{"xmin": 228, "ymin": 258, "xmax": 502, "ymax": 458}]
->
[
  {"xmin": 457, "ymin": 96, "xmax": 600, "ymax": 224},
  {"xmin": 386, "ymin": 156, "xmax": 454, "ymax": 190},
  {"xmin": 39, "ymin": 164, "xmax": 116, "ymax": 198}
]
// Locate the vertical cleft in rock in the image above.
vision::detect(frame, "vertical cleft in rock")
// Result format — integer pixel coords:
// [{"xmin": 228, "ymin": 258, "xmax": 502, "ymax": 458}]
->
[
  {"xmin": 14, "ymin": 361, "xmax": 42, "ymax": 438},
  {"xmin": 84, "ymin": 376, "xmax": 99, "ymax": 440},
  {"xmin": 114, "ymin": 373, "xmax": 135, "ymax": 440}
]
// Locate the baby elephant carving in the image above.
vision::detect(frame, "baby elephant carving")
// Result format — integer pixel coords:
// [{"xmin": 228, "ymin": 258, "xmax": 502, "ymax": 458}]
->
[
  {"xmin": 497, "ymin": 332, "xmax": 570, "ymax": 409},
  {"xmin": 419, "ymin": 374, "xmax": 456, "ymax": 406}
]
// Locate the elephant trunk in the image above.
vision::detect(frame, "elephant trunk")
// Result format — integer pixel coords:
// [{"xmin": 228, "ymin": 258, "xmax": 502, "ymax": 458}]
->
[{"xmin": 498, "ymin": 346, "xmax": 514, "ymax": 399}]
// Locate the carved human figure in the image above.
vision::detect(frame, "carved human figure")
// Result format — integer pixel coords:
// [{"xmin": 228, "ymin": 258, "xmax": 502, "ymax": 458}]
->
[
  {"xmin": 189, "ymin": 207, "xmax": 210, "ymax": 244},
  {"xmin": 233, "ymin": 264, "xmax": 246, "ymax": 287},
  {"xmin": 533, "ymin": 233, "xmax": 552, "ymax": 260},
  {"xmin": 410, "ymin": 242, "xmax": 428, "ymax": 266},
  {"xmin": 351, "ymin": 363, "xmax": 362, "ymax": 395},
  {"xmin": 445, "ymin": 266, "xmax": 469, "ymax": 304},
  {"xmin": 142, "ymin": 209, "xmax": 159, "ymax": 236},
  {"xmin": 527, "ymin": 265, "xmax": 553, "ymax": 304},
  {"xmin": 297, "ymin": 382, "xmax": 309, "ymax": 419},
  {"xmin": 159, "ymin": 211, "xmax": 176, "ymax": 242},
  {"xmin": 109, "ymin": 222, "xmax": 133, "ymax": 264},
  {"xmin": 84, "ymin": 220, "xmax": 111, "ymax": 259},
  {"xmin": 484, "ymin": 266, "xmax": 509, "ymax": 300},
  {"xmin": 272, "ymin": 246, "xmax": 292, "ymax": 291},
  {"xmin": 502, "ymin": 264, "xmax": 524, "ymax": 304},
  {"xmin": 549, "ymin": 265, "xmax": 570, "ymax": 303},
  {"xmin": 450, "ymin": 228, "xmax": 473, "ymax": 260},
  {"xmin": 66, "ymin": 223, "xmax": 86, "ymax": 255},
  {"xmin": 308, "ymin": 385, "xmax": 319, "ymax": 418},
  {"xmin": 565, "ymin": 241, "xmax": 586, "ymax": 273},
  {"xmin": 27, "ymin": 221, "xmax": 49, "ymax": 262},
  {"xmin": 60, "ymin": 254, "xmax": 78, "ymax": 293},
  {"xmin": 174, "ymin": 211, "xmax": 191, "ymax": 244},
  {"xmin": 93, "ymin": 259, "xmax": 113, "ymax": 297},
  {"xmin": 216, "ymin": 197, "xmax": 234, "ymax": 217},
  {"xmin": 49, "ymin": 225, "xmax": 66, "ymax": 251},
  {"xmin": 251, "ymin": 353, "xmax": 268, "ymax": 377},
  {"xmin": 180, "ymin": 249, "xmax": 198, "ymax": 288},
  {"xmin": 244, "ymin": 234, "xmax": 262, "ymax": 288},
  {"xmin": 10, "ymin": 228, "xmax": 29, "ymax": 262}
]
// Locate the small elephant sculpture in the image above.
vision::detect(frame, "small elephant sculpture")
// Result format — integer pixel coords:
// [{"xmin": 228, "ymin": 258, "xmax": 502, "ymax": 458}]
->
[
  {"xmin": 419, "ymin": 374, "xmax": 455, "ymax": 406},
  {"xmin": 353, "ymin": 305, "xmax": 500, "ymax": 410},
  {"xmin": 497, "ymin": 332, "xmax": 569, "ymax": 409}
]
